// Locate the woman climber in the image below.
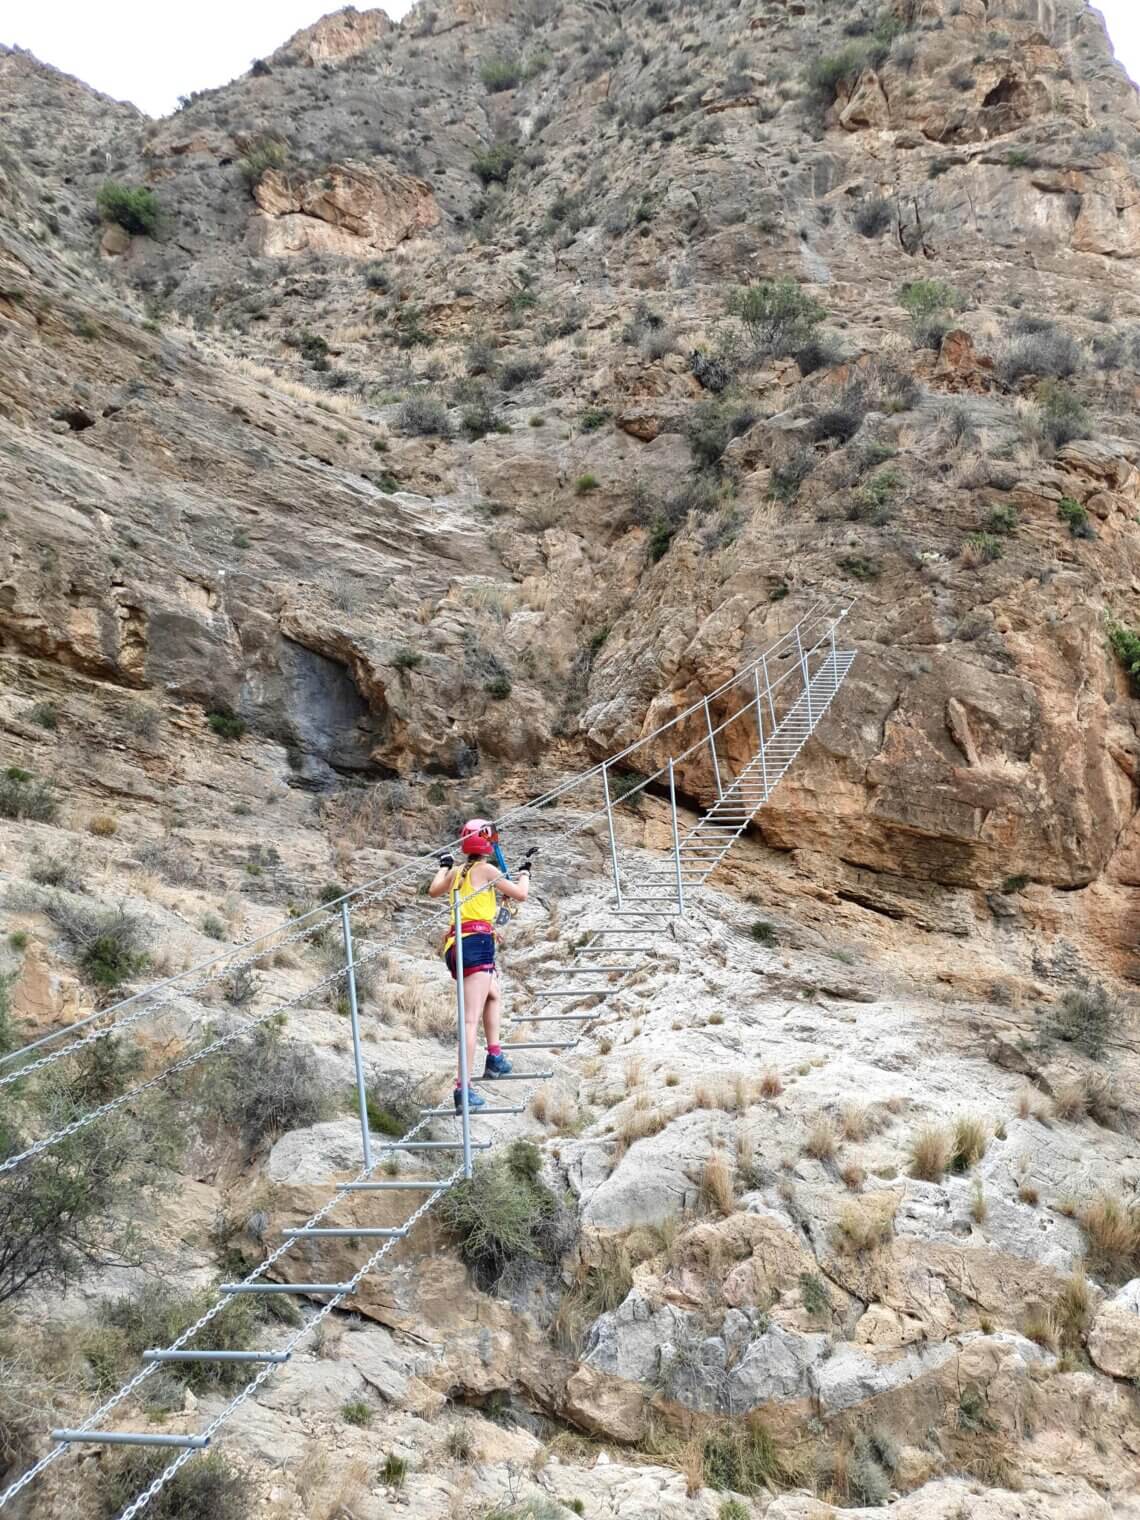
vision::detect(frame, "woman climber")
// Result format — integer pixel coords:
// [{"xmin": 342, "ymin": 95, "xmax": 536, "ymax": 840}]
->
[{"xmin": 428, "ymin": 818, "xmax": 532, "ymax": 1112}]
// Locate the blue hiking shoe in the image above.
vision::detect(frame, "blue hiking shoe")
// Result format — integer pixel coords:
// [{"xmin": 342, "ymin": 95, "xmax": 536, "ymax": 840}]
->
[
  {"xmin": 482, "ymin": 1051, "xmax": 513, "ymax": 1079},
  {"xmin": 454, "ymin": 1085, "xmax": 486, "ymax": 1111}
]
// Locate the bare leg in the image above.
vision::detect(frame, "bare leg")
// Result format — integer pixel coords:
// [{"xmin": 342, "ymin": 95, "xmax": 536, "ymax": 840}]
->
[
  {"xmin": 458, "ymin": 971, "xmax": 492, "ymax": 1084},
  {"xmin": 482, "ymin": 970, "xmax": 502, "ymax": 1051}
]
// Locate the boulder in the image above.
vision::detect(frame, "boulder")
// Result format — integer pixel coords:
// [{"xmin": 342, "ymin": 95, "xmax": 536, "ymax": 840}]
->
[
  {"xmin": 1088, "ymin": 1280, "xmax": 1140, "ymax": 1379},
  {"xmin": 252, "ymin": 161, "xmax": 439, "ymax": 256}
]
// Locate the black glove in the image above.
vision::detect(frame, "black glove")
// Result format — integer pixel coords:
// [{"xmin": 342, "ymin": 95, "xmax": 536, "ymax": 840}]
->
[{"xmin": 438, "ymin": 853, "xmax": 455, "ymax": 869}]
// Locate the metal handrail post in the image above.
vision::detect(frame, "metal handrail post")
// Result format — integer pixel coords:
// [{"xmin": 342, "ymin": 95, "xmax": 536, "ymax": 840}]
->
[
  {"xmin": 453, "ymin": 894, "xmax": 472, "ymax": 1179},
  {"xmin": 601, "ymin": 763, "xmax": 623, "ymax": 907},
  {"xmin": 829, "ymin": 618, "xmax": 838, "ymax": 679},
  {"xmin": 753, "ymin": 667, "xmax": 765, "ymax": 745},
  {"xmin": 703, "ymin": 697, "xmax": 723, "ymax": 800},
  {"xmin": 668, "ymin": 758, "xmax": 685, "ymax": 915},
  {"xmin": 762, "ymin": 653, "xmax": 776, "ymax": 734},
  {"xmin": 795, "ymin": 626, "xmax": 813, "ymax": 726},
  {"xmin": 340, "ymin": 903, "xmax": 373, "ymax": 1172}
]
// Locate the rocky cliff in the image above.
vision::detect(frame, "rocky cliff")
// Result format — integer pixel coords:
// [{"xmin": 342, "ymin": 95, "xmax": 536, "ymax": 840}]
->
[{"xmin": 2, "ymin": 1, "xmax": 1140, "ymax": 1517}]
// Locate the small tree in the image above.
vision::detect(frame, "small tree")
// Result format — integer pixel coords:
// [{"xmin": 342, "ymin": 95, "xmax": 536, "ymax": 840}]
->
[
  {"xmin": 237, "ymin": 138, "xmax": 287, "ymax": 194},
  {"xmin": 96, "ymin": 183, "xmax": 160, "ymax": 237},
  {"xmin": 727, "ymin": 279, "xmax": 826, "ymax": 359}
]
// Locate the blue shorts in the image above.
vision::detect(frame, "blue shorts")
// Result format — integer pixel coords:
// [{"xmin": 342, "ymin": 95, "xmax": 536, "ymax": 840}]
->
[{"xmin": 445, "ymin": 933, "xmax": 496, "ymax": 980}]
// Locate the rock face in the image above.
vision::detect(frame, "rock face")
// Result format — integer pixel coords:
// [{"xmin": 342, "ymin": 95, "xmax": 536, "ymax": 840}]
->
[
  {"xmin": 251, "ymin": 161, "xmax": 440, "ymax": 256},
  {"xmin": 3, "ymin": 0, "xmax": 1140, "ymax": 1516}
]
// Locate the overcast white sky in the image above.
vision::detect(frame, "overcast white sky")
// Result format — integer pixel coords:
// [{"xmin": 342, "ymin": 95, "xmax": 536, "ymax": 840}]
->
[{"xmin": 0, "ymin": 0, "xmax": 1137, "ymax": 118}]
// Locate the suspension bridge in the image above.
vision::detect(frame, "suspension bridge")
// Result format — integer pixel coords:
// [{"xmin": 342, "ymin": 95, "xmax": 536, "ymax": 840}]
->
[{"xmin": 0, "ymin": 597, "xmax": 855, "ymax": 1518}]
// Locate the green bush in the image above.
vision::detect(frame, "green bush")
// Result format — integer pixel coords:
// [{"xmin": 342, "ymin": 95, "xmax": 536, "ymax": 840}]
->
[
  {"xmin": 1041, "ymin": 983, "xmax": 1120, "ymax": 1061},
  {"xmin": 199, "ymin": 1026, "xmax": 333, "ymax": 1148},
  {"xmin": 380, "ymin": 1452, "xmax": 407, "ymax": 1487},
  {"xmin": 237, "ymin": 138, "xmax": 286, "ymax": 191},
  {"xmin": 207, "ymin": 710, "xmax": 246, "ymax": 741},
  {"xmin": 686, "ymin": 400, "xmax": 756, "ymax": 471},
  {"xmin": 438, "ymin": 1139, "xmax": 563, "ymax": 1291},
  {"xmin": 480, "ymin": 54, "xmax": 521, "ymax": 92},
  {"xmin": 728, "ymin": 279, "xmax": 826, "ymax": 359},
  {"xmin": 96, "ymin": 182, "xmax": 160, "ymax": 237},
  {"xmin": 42, "ymin": 897, "xmax": 149, "ymax": 990},
  {"xmin": 986, "ymin": 504, "xmax": 1018, "ymax": 536},
  {"xmin": 94, "ymin": 1282, "xmax": 259, "ymax": 1392},
  {"xmin": 397, "ymin": 396, "xmax": 451, "ymax": 437},
  {"xmin": 28, "ymin": 701, "xmax": 58, "ymax": 730},
  {"xmin": 1039, "ymin": 381, "xmax": 1091, "ymax": 448},
  {"xmin": 342, "ymin": 1399, "xmax": 372, "ymax": 1427},
  {"xmin": 965, "ymin": 531, "xmax": 1003, "ymax": 564},
  {"xmin": 805, "ymin": 44, "xmax": 874, "ymax": 107},
  {"xmin": 579, "ymin": 407, "xmax": 610, "ymax": 432},
  {"xmin": 0, "ymin": 767, "xmax": 57, "ymax": 822},
  {"xmin": 484, "ymin": 673, "xmax": 513, "ymax": 700},
  {"xmin": 574, "ymin": 473, "xmax": 600, "ymax": 495},
  {"xmin": 96, "ymin": 1450, "xmax": 250, "ymax": 1520},
  {"xmin": 393, "ymin": 647, "xmax": 423, "ymax": 671},
  {"xmin": 0, "ymin": 1114, "xmax": 169, "ymax": 1308},
  {"xmin": 899, "ymin": 279, "xmax": 961, "ymax": 320},
  {"xmin": 1108, "ymin": 621, "xmax": 1140, "ymax": 694},
  {"xmin": 1057, "ymin": 496, "xmax": 1094, "ymax": 539},
  {"xmin": 472, "ymin": 144, "xmax": 518, "ymax": 185},
  {"xmin": 702, "ymin": 1414, "xmax": 786, "ymax": 1494},
  {"xmin": 750, "ymin": 921, "xmax": 778, "ymax": 946}
]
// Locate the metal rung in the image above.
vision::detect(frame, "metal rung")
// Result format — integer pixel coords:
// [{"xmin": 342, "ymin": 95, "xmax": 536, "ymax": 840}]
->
[
  {"xmin": 578, "ymin": 947, "xmax": 648, "ymax": 953},
  {"xmin": 535, "ymin": 990, "xmax": 611, "ymax": 997},
  {"xmin": 283, "ymin": 1226, "xmax": 409, "ymax": 1239},
  {"xmin": 502, "ymin": 1040, "xmax": 578, "ymax": 1050},
  {"xmin": 420, "ymin": 1104, "xmax": 526, "ymax": 1116},
  {"xmin": 474, "ymin": 1070, "xmax": 553, "ymax": 1082},
  {"xmin": 590, "ymin": 929, "xmax": 655, "ymax": 935},
  {"xmin": 143, "ymin": 1349, "xmax": 290, "ymax": 1364},
  {"xmin": 521, "ymin": 1014, "xmax": 597, "ymax": 1022},
  {"xmin": 53, "ymin": 1430, "xmax": 209, "ymax": 1449},
  {"xmin": 559, "ymin": 966, "xmax": 632, "ymax": 973},
  {"xmin": 221, "ymin": 1282, "xmax": 354, "ymax": 1292},
  {"xmin": 377, "ymin": 1140, "xmax": 491, "ymax": 1152},
  {"xmin": 340, "ymin": 1181, "xmax": 447, "ymax": 1191}
]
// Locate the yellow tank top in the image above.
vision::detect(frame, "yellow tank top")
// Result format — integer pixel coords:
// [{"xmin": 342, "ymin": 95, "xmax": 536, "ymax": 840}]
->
[{"xmin": 443, "ymin": 861, "xmax": 497, "ymax": 951}]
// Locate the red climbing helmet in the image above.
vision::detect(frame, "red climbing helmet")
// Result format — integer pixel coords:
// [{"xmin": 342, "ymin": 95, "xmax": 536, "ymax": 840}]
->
[{"xmin": 459, "ymin": 818, "xmax": 497, "ymax": 857}]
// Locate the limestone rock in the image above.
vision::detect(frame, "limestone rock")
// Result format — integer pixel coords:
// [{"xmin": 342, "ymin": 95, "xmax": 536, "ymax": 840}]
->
[
  {"xmin": 1088, "ymin": 1280, "xmax": 1140, "ymax": 1378},
  {"xmin": 252, "ymin": 161, "xmax": 439, "ymax": 256}
]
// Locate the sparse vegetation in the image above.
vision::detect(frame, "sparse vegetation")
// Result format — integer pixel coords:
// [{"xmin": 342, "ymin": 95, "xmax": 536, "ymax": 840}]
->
[
  {"xmin": 480, "ymin": 53, "xmax": 521, "ymax": 92},
  {"xmin": 96, "ymin": 182, "xmax": 160, "ymax": 237},
  {"xmin": 396, "ymin": 396, "xmax": 452, "ymax": 437},
  {"xmin": 831, "ymin": 1196, "xmax": 896, "ymax": 1253},
  {"xmin": 342, "ymin": 1399, "xmax": 372, "ymax": 1427},
  {"xmin": 438, "ymin": 1139, "xmax": 566, "ymax": 1292},
  {"xmin": 1057, "ymin": 496, "xmax": 1094, "ymax": 538},
  {"xmin": 727, "ymin": 279, "xmax": 826, "ymax": 360},
  {"xmin": 1078, "ymin": 1193, "xmax": 1140, "ymax": 1282},
  {"xmin": 950, "ymin": 1115, "xmax": 988, "ymax": 1173},
  {"xmin": 198, "ymin": 1026, "xmax": 333, "ymax": 1149},
  {"xmin": 0, "ymin": 767, "xmax": 57, "ymax": 822},
  {"xmin": 96, "ymin": 1450, "xmax": 250, "ymax": 1520},
  {"xmin": 206, "ymin": 710, "xmax": 246, "ymax": 741},
  {"xmin": 237, "ymin": 138, "xmax": 286, "ymax": 192},
  {"xmin": 1040, "ymin": 982, "xmax": 1120, "ymax": 1061},
  {"xmin": 1108, "ymin": 621, "xmax": 1140, "ymax": 695},
  {"xmin": 472, "ymin": 144, "xmax": 518, "ymax": 185},
  {"xmin": 909, "ymin": 1125, "xmax": 951, "ymax": 1181}
]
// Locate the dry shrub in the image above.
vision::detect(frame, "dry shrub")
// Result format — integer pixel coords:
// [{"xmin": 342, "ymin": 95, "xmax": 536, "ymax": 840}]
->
[
  {"xmin": 1056, "ymin": 1270, "xmax": 1092, "ymax": 1348},
  {"xmin": 681, "ymin": 1435, "xmax": 704, "ymax": 1497},
  {"xmin": 614, "ymin": 1103, "xmax": 669, "ymax": 1158},
  {"xmin": 804, "ymin": 1116, "xmax": 838, "ymax": 1162},
  {"xmin": 399, "ymin": 974, "xmax": 454, "ymax": 1042},
  {"xmin": 840, "ymin": 1104, "xmax": 871, "ymax": 1142},
  {"xmin": 908, "ymin": 1125, "xmax": 951, "ymax": 1181},
  {"xmin": 1052, "ymin": 1079, "xmax": 1087, "ymax": 1122},
  {"xmin": 532, "ymin": 1091, "xmax": 549, "ymax": 1123},
  {"xmin": 831, "ymin": 1196, "xmax": 896, "ymax": 1254},
  {"xmin": 1018, "ymin": 1183, "xmax": 1039, "ymax": 1206},
  {"xmin": 951, "ymin": 1115, "xmax": 988, "ymax": 1173},
  {"xmin": 625, "ymin": 1056, "xmax": 644, "ymax": 1089},
  {"xmin": 1078, "ymin": 1193, "xmax": 1140, "ymax": 1282},
  {"xmin": 88, "ymin": 814, "xmax": 118, "ymax": 837},
  {"xmin": 700, "ymin": 1151, "xmax": 735, "ymax": 1216},
  {"xmin": 759, "ymin": 1069, "xmax": 783, "ymax": 1098},
  {"xmin": 840, "ymin": 1162, "xmax": 866, "ymax": 1192},
  {"xmin": 694, "ymin": 1084, "xmax": 717, "ymax": 1110}
]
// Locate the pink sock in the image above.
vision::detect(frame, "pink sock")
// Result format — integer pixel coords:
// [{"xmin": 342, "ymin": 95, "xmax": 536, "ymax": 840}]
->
[{"xmin": 487, "ymin": 1044, "xmax": 502, "ymax": 1056}]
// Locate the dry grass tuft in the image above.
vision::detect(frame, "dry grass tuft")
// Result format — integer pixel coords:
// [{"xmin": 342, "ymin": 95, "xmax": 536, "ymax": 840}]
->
[
  {"xmin": 699, "ymin": 1151, "xmax": 735, "ymax": 1217},
  {"xmin": 1077, "ymin": 1193, "xmax": 1140, "ymax": 1282},
  {"xmin": 759, "ymin": 1069, "xmax": 783, "ymax": 1098},
  {"xmin": 1018, "ymin": 1183, "xmax": 1039, "ymax": 1206},
  {"xmin": 88, "ymin": 814, "xmax": 118, "ymax": 837},
  {"xmin": 840, "ymin": 1103, "xmax": 871, "ymax": 1142},
  {"xmin": 1022, "ymin": 1303, "xmax": 1059, "ymax": 1352},
  {"xmin": 614, "ymin": 1103, "xmax": 669, "ymax": 1159},
  {"xmin": 831, "ymin": 1196, "xmax": 896, "ymax": 1254},
  {"xmin": 804, "ymin": 1116, "xmax": 839, "ymax": 1162},
  {"xmin": 950, "ymin": 1115, "xmax": 988, "ymax": 1173},
  {"xmin": 624, "ymin": 1056, "xmax": 644, "ymax": 1090},
  {"xmin": 1056, "ymin": 1269, "xmax": 1092, "ymax": 1348},
  {"xmin": 840, "ymin": 1162, "xmax": 866, "ymax": 1192},
  {"xmin": 1052, "ymin": 1079, "xmax": 1087, "ymax": 1122},
  {"xmin": 908, "ymin": 1125, "xmax": 951, "ymax": 1181}
]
